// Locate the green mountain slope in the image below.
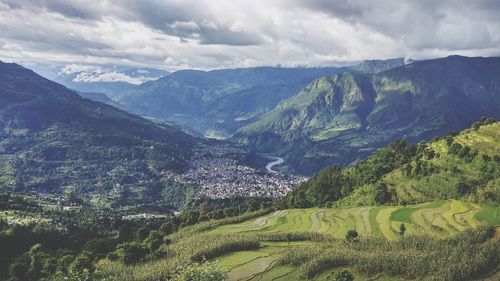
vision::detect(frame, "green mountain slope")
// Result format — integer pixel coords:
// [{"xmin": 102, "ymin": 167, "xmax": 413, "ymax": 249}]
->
[
  {"xmin": 235, "ymin": 56, "xmax": 500, "ymax": 175},
  {"xmin": 285, "ymin": 119, "xmax": 499, "ymax": 208},
  {"xmin": 77, "ymin": 91, "xmax": 124, "ymax": 109},
  {"xmin": 0, "ymin": 61, "xmax": 197, "ymax": 206},
  {"xmin": 120, "ymin": 67, "xmax": 350, "ymax": 138}
]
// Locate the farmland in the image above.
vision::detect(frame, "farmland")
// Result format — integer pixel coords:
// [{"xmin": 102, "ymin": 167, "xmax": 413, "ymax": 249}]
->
[
  {"xmin": 208, "ymin": 200, "xmax": 499, "ymax": 280},
  {"xmin": 210, "ymin": 200, "xmax": 496, "ymax": 239}
]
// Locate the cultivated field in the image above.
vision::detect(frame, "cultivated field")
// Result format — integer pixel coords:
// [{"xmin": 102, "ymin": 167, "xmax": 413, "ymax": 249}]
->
[{"xmin": 209, "ymin": 200, "xmax": 499, "ymax": 280}]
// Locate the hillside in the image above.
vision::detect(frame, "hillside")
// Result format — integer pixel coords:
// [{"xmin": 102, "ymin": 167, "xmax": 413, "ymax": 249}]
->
[
  {"xmin": 93, "ymin": 202, "xmax": 499, "ymax": 281},
  {"xmin": 285, "ymin": 119, "xmax": 499, "ymax": 208},
  {"xmin": 91, "ymin": 120, "xmax": 499, "ymax": 280},
  {"xmin": 77, "ymin": 91, "xmax": 124, "ymax": 109},
  {"xmin": 0, "ymin": 61, "xmax": 197, "ymax": 207},
  {"xmin": 120, "ymin": 67, "xmax": 349, "ymax": 138},
  {"xmin": 235, "ymin": 56, "xmax": 500, "ymax": 175}
]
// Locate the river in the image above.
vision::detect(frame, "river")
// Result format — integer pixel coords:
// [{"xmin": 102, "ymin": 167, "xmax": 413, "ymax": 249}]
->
[{"xmin": 265, "ymin": 156, "xmax": 284, "ymax": 173}]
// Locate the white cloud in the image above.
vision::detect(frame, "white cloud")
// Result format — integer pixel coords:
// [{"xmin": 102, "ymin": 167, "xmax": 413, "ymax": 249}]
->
[
  {"xmin": 0, "ymin": 0, "xmax": 499, "ymax": 71},
  {"xmin": 72, "ymin": 71, "xmax": 155, "ymax": 85}
]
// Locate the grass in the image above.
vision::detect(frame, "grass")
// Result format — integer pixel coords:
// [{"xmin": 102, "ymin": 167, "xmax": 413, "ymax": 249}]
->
[
  {"xmin": 95, "ymin": 201, "xmax": 499, "ymax": 280},
  {"xmin": 206, "ymin": 200, "xmax": 498, "ymax": 279},
  {"xmin": 208, "ymin": 200, "xmax": 491, "ymax": 242},
  {"xmin": 475, "ymin": 205, "xmax": 500, "ymax": 226}
]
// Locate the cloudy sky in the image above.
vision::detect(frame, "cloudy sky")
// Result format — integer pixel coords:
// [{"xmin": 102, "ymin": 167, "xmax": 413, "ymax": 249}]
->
[{"xmin": 1, "ymin": 0, "xmax": 500, "ymax": 72}]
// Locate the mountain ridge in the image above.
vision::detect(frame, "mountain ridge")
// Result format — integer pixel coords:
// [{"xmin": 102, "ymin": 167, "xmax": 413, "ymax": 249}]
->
[
  {"xmin": 234, "ymin": 56, "xmax": 500, "ymax": 175},
  {"xmin": 0, "ymin": 61, "xmax": 197, "ymax": 201}
]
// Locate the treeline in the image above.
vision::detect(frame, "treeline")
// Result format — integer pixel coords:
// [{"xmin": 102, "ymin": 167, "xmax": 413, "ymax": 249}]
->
[
  {"xmin": 0, "ymin": 196, "xmax": 272, "ymax": 281},
  {"xmin": 283, "ymin": 117, "xmax": 499, "ymax": 208}
]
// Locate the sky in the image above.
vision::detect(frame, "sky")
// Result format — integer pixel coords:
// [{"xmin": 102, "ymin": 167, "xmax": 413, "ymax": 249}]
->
[{"xmin": 1, "ymin": 0, "xmax": 500, "ymax": 74}]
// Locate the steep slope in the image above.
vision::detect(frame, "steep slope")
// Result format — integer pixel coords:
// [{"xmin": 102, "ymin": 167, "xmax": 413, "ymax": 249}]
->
[
  {"xmin": 0, "ymin": 61, "xmax": 197, "ymax": 204},
  {"xmin": 285, "ymin": 119, "xmax": 499, "ymax": 208},
  {"xmin": 235, "ymin": 56, "xmax": 500, "ymax": 174},
  {"xmin": 77, "ymin": 91, "xmax": 124, "ymax": 109},
  {"xmin": 120, "ymin": 67, "xmax": 347, "ymax": 138}
]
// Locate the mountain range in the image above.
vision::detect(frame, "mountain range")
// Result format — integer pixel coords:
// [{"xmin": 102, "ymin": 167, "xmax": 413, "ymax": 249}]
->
[
  {"xmin": 0, "ymin": 61, "xmax": 196, "ymax": 204},
  {"xmin": 235, "ymin": 56, "xmax": 500, "ymax": 174},
  {"xmin": 118, "ymin": 59, "xmax": 410, "ymax": 139}
]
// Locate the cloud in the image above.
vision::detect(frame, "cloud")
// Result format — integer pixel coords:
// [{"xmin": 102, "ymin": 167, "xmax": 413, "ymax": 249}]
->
[
  {"xmin": 72, "ymin": 71, "xmax": 155, "ymax": 85},
  {"xmin": 0, "ymin": 0, "xmax": 499, "ymax": 71},
  {"xmin": 59, "ymin": 63, "xmax": 159, "ymax": 84}
]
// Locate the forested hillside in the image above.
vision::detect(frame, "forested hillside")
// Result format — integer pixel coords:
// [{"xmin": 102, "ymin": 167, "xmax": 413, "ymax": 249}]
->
[
  {"xmin": 0, "ymin": 61, "xmax": 198, "ymax": 208},
  {"xmin": 284, "ymin": 118, "xmax": 499, "ymax": 208},
  {"xmin": 236, "ymin": 56, "xmax": 500, "ymax": 174}
]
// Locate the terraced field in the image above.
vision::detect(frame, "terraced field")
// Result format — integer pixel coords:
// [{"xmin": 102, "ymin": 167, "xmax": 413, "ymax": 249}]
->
[
  {"xmin": 212, "ymin": 200, "xmax": 497, "ymax": 240},
  {"xmin": 210, "ymin": 200, "xmax": 500, "ymax": 280}
]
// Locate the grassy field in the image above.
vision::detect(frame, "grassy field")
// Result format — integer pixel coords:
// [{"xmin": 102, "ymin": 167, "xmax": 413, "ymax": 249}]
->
[
  {"xmin": 208, "ymin": 200, "xmax": 499, "ymax": 280},
  {"xmin": 210, "ymin": 200, "xmax": 497, "ymax": 240}
]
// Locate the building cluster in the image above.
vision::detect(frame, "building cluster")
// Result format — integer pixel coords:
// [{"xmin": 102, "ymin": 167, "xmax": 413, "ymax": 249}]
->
[{"xmin": 164, "ymin": 144, "xmax": 305, "ymax": 199}]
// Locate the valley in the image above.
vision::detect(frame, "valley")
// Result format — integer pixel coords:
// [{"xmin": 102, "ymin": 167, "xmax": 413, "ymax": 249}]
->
[
  {"xmin": 1, "ymin": 1, "xmax": 500, "ymax": 280},
  {"xmin": 265, "ymin": 156, "xmax": 284, "ymax": 173}
]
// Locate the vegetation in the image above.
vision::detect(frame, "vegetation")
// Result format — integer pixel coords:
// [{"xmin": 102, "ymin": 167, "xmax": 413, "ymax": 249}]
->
[
  {"xmin": 236, "ymin": 56, "xmax": 500, "ymax": 174},
  {"xmin": 0, "ymin": 61, "xmax": 198, "ymax": 210},
  {"xmin": 285, "ymin": 119, "xmax": 499, "ymax": 207},
  {"xmin": 276, "ymin": 226, "xmax": 498, "ymax": 280}
]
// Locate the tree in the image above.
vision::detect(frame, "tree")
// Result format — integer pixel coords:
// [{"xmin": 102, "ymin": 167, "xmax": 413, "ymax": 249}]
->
[
  {"xmin": 144, "ymin": 231, "xmax": 163, "ymax": 251},
  {"xmin": 160, "ymin": 221, "xmax": 174, "ymax": 234},
  {"xmin": 199, "ymin": 201, "xmax": 211, "ymax": 217},
  {"xmin": 345, "ymin": 230, "xmax": 359, "ymax": 242},
  {"xmin": 246, "ymin": 198, "xmax": 259, "ymax": 212},
  {"xmin": 118, "ymin": 224, "xmax": 134, "ymax": 243},
  {"xmin": 399, "ymin": 223, "xmax": 406, "ymax": 236},
  {"xmin": 374, "ymin": 182, "xmax": 391, "ymax": 204},
  {"xmin": 115, "ymin": 242, "xmax": 148, "ymax": 265},
  {"xmin": 69, "ymin": 252, "xmax": 94, "ymax": 274},
  {"xmin": 335, "ymin": 269, "xmax": 354, "ymax": 281},
  {"xmin": 137, "ymin": 227, "xmax": 150, "ymax": 241},
  {"xmin": 9, "ymin": 262, "xmax": 29, "ymax": 281}
]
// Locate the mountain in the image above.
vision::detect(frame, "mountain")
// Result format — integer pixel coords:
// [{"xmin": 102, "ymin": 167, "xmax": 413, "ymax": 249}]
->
[
  {"xmin": 285, "ymin": 118, "xmax": 499, "ymax": 207},
  {"xmin": 26, "ymin": 63, "xmax": 169, "ymax": 100},
  {"xmin": 348, "ymin": 57, "xmax": 412, "ymax": 73},
  {"xmin": 235, "ymin": 56, "xmax": 500, "ymax": 175},
  {"xmin": 77, "ymin": 91, "xmax": 124, "ymax": 109},
  {"xmin": 120, "ymin": 67, "xmax": 349, "ymax": 138},
  {"xmin": 0, "ymin": 61, "xmax": 197, "ymax": 205}
]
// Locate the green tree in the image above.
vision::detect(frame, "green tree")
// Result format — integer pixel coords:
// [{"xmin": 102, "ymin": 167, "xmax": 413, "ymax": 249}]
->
[
  {"xmin": 9, "ymin": 262, "xmax": 29, "ymax": 281},
  {"xmin": 69, "ymin": 252, "xmax": 94, "ymax": 274},
  {"xmin": 118, "ymin": 224, "xmax": 134, "ymax": 243},
  {"xmin": 137, "ymin": 227, "xmax": 150, "ymax": 241},
  {"xmin": 345, "ymin": 230, "xmax": 359, "ymax": 242},
  {"xmin": 399, "ymin": 223, "xmax": 406, "ymax": 236},
  {"xmin": 115, "ymin": 242, "xmax": 148, "ymax": 265},
  {"xmin": 199, "ymin": 201, "xmax": 211, "ymax": 217},
  {"xmin": 335, "ymin": 269, "xmax": 354, "ymax": 281}
]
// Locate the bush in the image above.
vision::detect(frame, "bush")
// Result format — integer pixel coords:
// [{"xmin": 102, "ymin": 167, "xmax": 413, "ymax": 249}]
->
[
  {"xmin": 345, "ymin": 230, "xmax": 359, "ymax": 242},
  {"xmin": 115, "ymin": 242, "xmax": 148, "ymax": 265},
  {"xmin": 335, "ymin": 269, "xmax": 354, "ymax": 281},
  {"xmin": 172, "ymin": 261, "xmax": 226, "ymax": 281}
]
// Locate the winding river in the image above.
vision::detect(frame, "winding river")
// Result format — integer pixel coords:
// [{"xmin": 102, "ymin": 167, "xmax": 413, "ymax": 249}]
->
[{"xmin": 265, "ymin": 156, "xmax": 284, "ymax": 173}]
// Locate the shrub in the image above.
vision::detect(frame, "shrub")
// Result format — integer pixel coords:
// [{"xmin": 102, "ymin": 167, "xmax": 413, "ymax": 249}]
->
[
  {"xmin": 335, "ymin": 269, "xmax": 354, "ymax": 281},
  {"xmin": 172, "ymin": 261, "xmax": 226, "ymax": 281},
  {"xmin": 345, "ymin": 230, "xmax": 359, "ymax": 242}
]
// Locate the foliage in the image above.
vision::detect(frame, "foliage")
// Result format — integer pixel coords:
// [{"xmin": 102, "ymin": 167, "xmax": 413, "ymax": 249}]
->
[
  {"xmin": 172, "ymin": 261, "xmax": 226, "ymax": 281},
  {"xmin": 285, "ymin": 120, "xmax": 500, "ymax": 207}
]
